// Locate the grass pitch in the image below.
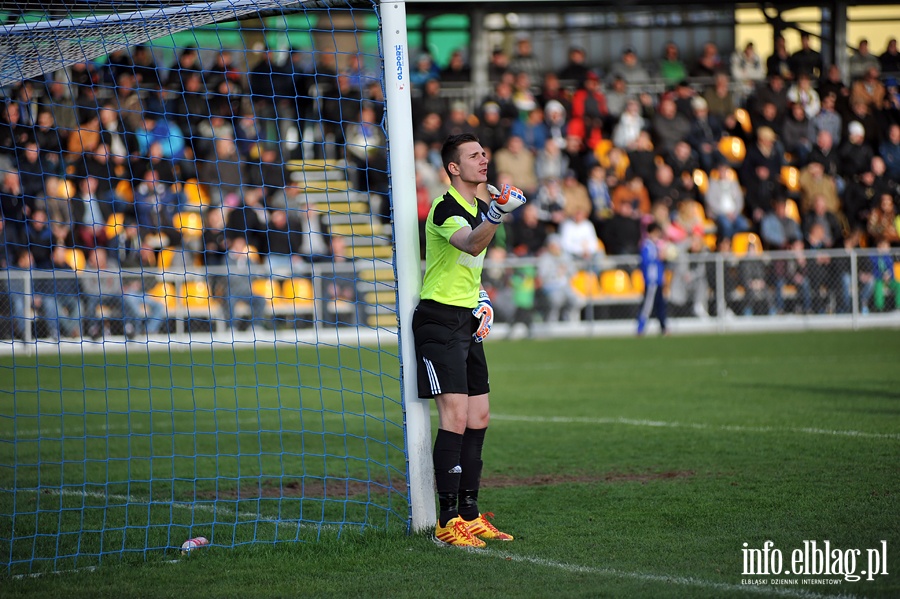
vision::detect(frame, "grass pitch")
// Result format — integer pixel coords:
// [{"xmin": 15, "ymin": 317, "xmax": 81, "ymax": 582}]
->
[{"xmin": 2, "ymin": 329, "xmax": 899, "ymax": 598}]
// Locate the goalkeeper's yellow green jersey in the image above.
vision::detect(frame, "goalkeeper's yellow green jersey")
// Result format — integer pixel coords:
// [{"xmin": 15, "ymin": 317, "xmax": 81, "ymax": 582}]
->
[{"xmin": 420, "ymin": 185, "xmax": 489, "ymax": 309}]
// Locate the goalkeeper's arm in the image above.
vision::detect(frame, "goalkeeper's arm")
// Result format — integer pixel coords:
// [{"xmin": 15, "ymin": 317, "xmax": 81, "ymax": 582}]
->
[{"xmin": 450, "ymin": 184, "xmax": 527, "ymax": 256}]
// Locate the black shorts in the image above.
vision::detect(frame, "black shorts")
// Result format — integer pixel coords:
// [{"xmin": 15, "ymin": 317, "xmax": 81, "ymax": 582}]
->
[{"xmin": 412, "ymin": 299, "xmax": 490, "ymax": 398}]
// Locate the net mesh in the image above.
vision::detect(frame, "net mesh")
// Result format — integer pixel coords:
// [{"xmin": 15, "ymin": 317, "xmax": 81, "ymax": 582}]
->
[{"xmin": 0, "ymin": 0, "xmax": 406, "ymax": 576}]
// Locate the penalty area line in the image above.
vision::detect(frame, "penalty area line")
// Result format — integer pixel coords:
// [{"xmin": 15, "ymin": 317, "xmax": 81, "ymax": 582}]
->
[
  {"xmin": 481, "ymin": 549, "xmax": 861, "ymax": 599},
  {"xmin": 490, "ymin": 414, "xmax": 900, "ymax": 441}
]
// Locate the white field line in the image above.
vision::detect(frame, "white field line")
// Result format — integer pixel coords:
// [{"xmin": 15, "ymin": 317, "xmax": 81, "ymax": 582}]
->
[
  {"xmin": 490, "ymin": 414, "xmax": 900, "ymax": 441},
  {"xmin": 5, "ymin": 488, "xmax": 861, "ymax": 597},
  {"xmin": 5, "ymin": 413, "xmax": 898, "ymax": 441},
  {"xmin": 3, "ymin": 486, "xmax": 313, "ymax": 530},
  {"xmin": 480, "ymin": 549, "xmax": 862, "ymax": 599}
]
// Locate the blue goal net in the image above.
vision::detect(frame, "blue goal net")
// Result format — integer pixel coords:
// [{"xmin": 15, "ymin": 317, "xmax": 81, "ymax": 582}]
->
[{"xmin": 0, "ymin": 0, "xmax": 411, "ymax": 576}]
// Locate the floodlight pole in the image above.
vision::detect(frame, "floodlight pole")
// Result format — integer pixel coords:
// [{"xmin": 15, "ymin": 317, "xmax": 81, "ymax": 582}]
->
[{"xmin": 381, "ymin": 0, "xmax": 436, "ymax": 532}]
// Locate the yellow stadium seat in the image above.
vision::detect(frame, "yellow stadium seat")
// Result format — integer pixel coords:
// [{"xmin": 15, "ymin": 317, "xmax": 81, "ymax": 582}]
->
[
  {"xmin": 181, "ymin": 178, "xmax": 210, "ymax": 207},
  {"xmin": 731, "ymin": 232, "xmax": 763, "ymax": 255},
  {"xmin": 631, "ymin": 270, "xmax": 645, "ymax": 294},
  {"xmin": 115, "ymin": 179, "xmax": 133, "ymax": 203},
  {"xmin": 784, "ymin": 198, "xmax": 801, "ymax": 224},
  {"xmin": 63, "ymin": 248, "xmax": 86, "ymax": 271},
  {"xmin": 895, "ymin": 262, "xmax": 900, "ymax": 281},
  {"xmin": 734, "ymin": 108, "xmax": 753, "ymax": 134},
  {"xmin": 104, "ymin": 212, "xmax": 127, "ymax": 239},
  {"xmin": 593, "ymin": 138, "xmax": 614, "ymax": 162},
  {"xmin": 692, "ymin": 169, "xmax": 709, "ymax": 195},
  {"xmin": 600, "ymin": 269, "xmax": 633, "ymax": 295},
  {"xmin": 158, "ymin": 247, "xmax": 177, "ymax": 270},
  {"xmin": 275, "ymin": 278, "xmax": 315, "ymax": 312},
  {"xmin": 718, "ymin": 136, "xmax": 746, "ymax": 164},
  {"xmin": 709, "ymin": 165, "xmax": 738, "ymax": 181},
  {"xmin": 570, "ymin": 270, "xmax": 601, "ymax": 299},
  {"xmin": 173, "ymin": 211, "xmax": 204, "ymax": 240},
  {"xmin": 781, "ymin": 165, "xmax": 801, "ymax": 193},
  {"xmin": 182, "ymin": 280, "xmax": 218, "ymax": 314},
  {"xmin": 147, "ymin": 282, "xmax": 178, "ymax": 311}
]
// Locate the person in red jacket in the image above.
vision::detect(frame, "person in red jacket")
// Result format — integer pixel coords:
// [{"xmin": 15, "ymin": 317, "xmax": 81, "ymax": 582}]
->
[{"xmin": 569, "ymin": 71, "xmax": 608, "ymax": 151}]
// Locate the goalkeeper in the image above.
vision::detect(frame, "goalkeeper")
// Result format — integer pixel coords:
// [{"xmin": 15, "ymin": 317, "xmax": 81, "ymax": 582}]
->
[{"xmin": 412, "ymin": 133, "xmax": 526, "ymax": 548}]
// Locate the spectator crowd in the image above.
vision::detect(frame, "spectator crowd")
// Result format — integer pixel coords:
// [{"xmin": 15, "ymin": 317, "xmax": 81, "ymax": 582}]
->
[{"xmin": 2, "ymin": 32, "xmax": 900, "ymax": 340}]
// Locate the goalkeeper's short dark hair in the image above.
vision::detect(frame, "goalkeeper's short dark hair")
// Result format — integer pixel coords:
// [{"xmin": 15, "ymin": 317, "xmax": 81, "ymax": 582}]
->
[{"xmin": 441, "ymin": 133, "xmax": 481, "ymax": 176}]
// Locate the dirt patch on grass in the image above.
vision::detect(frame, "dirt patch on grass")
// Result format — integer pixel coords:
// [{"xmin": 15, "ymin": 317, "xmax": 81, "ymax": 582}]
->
[{"xmin": 193, "ymin": 470, "xmax": 694, "ymax": 501}]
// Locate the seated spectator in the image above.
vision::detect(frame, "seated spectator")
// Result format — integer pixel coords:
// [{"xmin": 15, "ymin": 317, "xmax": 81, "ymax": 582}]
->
[
  {"xmin": 493, "ymin": 135, "xmax": 538, "ymax": 197},
  {"xmin": 652, "ymin": 201, "xmax": 687, "ymax": 245},
  {"xmin": 651, "ymin": 96, "xmax": 691, "ymax": 157},
  {"xmin": 786, "ymin": 73, "xmax": 821, "ymax": 119},
  {"xmin": 202, "ymin": 206, "xmax": 227, "ymax": 267},
  {"xmin": 0, "ymin": 100, "xmax": 34, "ymax": 160},
  {"xmin": 880, "ymin": 38, "xmax": 900, "ymax": 74},
  {"xmin": 474, "ymin": 102, "xmax": 508, "ymax": 154},
  {"xmin": 668, "ymin": 227, "xmax": 711, "ymax": 318},
  {"xmin": 799, "ymin": 159, "xmax": 840, "ymax": 214},
  {"xmin": 562, "ymin": 170, "xmax": 592, "ymax": 218},
  {"xmin": 511, "ymin": 105, "xmax": 549, "ymax": 153},
  {"xmin": 781, "ymin": 102, "xmax": 813, "ymax": 164},
  {"xmin": 508, "ymin": 203, "xmax": 548, "ymax": 257},
  {"xmin": 850, "ymin": 66, "xmax": 886, "ymax": 112},
  {"xmin": 760, "ymin": 196, "xmax": 803, "ymax": 250},
  {"xmin": 569, "ymin": 70, "xmax": 608, "ymax": 151},
  {"xmin": 626, "ymin": 130, "xmax": 657, "ymax": 184},
  {"xmin": 860, "ymin": 240, "xmax": 900, "ymax": 312},
  {"xmin": 773, "ymin": 239, "xmax": 814, "ymax": 314},
  {"xmin": 558, "ymin": 46, "xmax": 591, "ymax": 84},
  {"xmin": 265, "ymin": 209, "xmax": 304, "ymax": 276},
  {"xmin": 221, "ymin": 236, "xmax": 269, "ymax": 330},
  {"xmin": 691, "ymin": 42, "xmax": 724, "ymax": 78},
  {"xmin": 608, "ymin": 47, "xmax": 651, "ymax": 85},
  {"xmin": 488, "ymin": 47, "xmax": 511, "ymax": 81},
  {"xmin": 26, "ymin": 207, "xmax": 81, "ymax": 339},
  {"xmin": 839, "ymin": 121, "xmax": 875, "ymax": 179},
  {"xmin": 512, "ymin": 71, "xmax": 539, "ymax": 114},
  {"xmin": 750, "ymin": 73, "xmax": 789, "ymax": 123},
  {"xmin": 804, "ymin": 221, "xmax": 843, "ymax": 313},
  {"xmin": 412, "ymin": 78, "xmax": 449, "ymax": 128},
  {"xmin": 737, "ymin": 236, "xmax": 774, "ymax": 315},
  {"xmin": 480, "ymin": 80, "xmax": 518, "ymax": 128},
  {"xmin": 80, "ymin": 247, "xmax": 165, "ymax": 339},
  {"xmin": 133, "ymin": 169, "xmax": 179, "ymax": 243},
  {"xmin": 537, "ymin": 73, "xmax": 571, "ymax": 114},
  {"xmin": 535, "ymin": 138, "xmax": 569, "ymax": 185},
  {"xmin": 844, "ymin": 168, "xmax": 885, "ymax": 232},
  {"xmin": 667, "ymin": 141, "xmax": 700, "ymax": 183},
  {"xmin": 844, "ymin": 100, "xmax": 880, "ymax": 149},
  {"xmin": 672, "ymin": 80, "xmax": 698, "ymax": 120},
  {"xmin": 659, "ymin": 42, "xmax": 688, "ymax": 86},
  {"xmin": 587, "ymin": 165, "xmax": 614, "ymax": 222},
  {"xmin": 533, "ymin": 177, "xmax": 567, "ymax": 229},
  {"xmin": 600, "ymin": 193, "xmax": 642, "ymax": 255},
  {"xmin": 647, "ymin": 163, "xmax": 680, "ymax": 210},
  {"xmin": 537, "ymin": 234, "xmax": 586, "ymax": 323},
  {"xmin": 810, "ymin": 92, "xmax": 843, "ymax": 146},
  {"xmin": 751, "ymin": 100, "xmax": 784, "ymax": 139},
  {"xmin": 558, "ymin": 204, "xmax": 602, "ymax": 266},
  {"xmin": 198, "ymin": 137, "xmax": 247, "ymax": 206},
  {"xmin": 848, "ymin": 39, "xmax": 880, "ymax": 81},
  {"xmin": 611, "ymin": 174, "xmax": 651, "ymax": 216},
  {"xmin": 440, "ymin": 49, "xmax": 471, "ymax": 83},
  {"xmin": 706, "ymin": 161, "xmax": 749, "ymax": 240},
  {"xmin": 742, "ymin": 162, "xmax": 781, "ymax": 226},
  {"xmin": 612, "ymin": 98, "xmax": 646, "ymax": 150},
  {"xmin": 731, "ymin": 42, "xmax": 766, "ymax": 101},
  {"xmin": 867, "ymin": 193, "xmax": 900, "ymax": 245},
  {"xmin": 880, "ymin": 123, "xmax": 900, "ymax": 183},
  {"xmin": 544, "ymin": 100, "xmax": 569, "ymax": 150},
  {"xmin": 134, "ymin": 104, "xmax": 185, "ymax": 161},
  {"xmin": 818, "ymin": 65, "xmax": 851, "ymax": 114},
  {"xmin": 18, "ymin": 140, "xmax": 54, "ymax": 201},
  {"xmin": 789, "ymin": 32, "xmax": 823, "ymax": 79},
  {"xmin": 687, "ymin": 96, "xmax": 724, "ymax": 171},
  {"xmin": 226, "ymin": 187, "xmax": 270, "ymax": 256},
  {"xmin": 808, "ymin": 129, "xmax": 841, "ymax": 181},
  {"xmin": 740, "ymin": 126, "xmax": 784, "ymax": 187},
  {"xmin": 562, "ymin": 133, "xmax": 598, "ymax": 186},
  {"xmin": 802, "ymin": 194, "xmax": 845, "ymax": 249},
  {"xmin": 604, "ymin": 76, "xmax": 631, "ymax": 121},
  {"xmin": 320, "ymin": 235, "xmax": 359, "ymax": 326},
  {"xmin": 410, "ymin": 52, "xmax": 440, "ymax": 87}
]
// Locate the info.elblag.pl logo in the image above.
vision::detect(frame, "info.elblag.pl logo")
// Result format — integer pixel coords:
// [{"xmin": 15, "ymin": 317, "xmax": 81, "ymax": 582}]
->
[{"xmin": 741, "ymin": 540, "xmax": 889, "ymax": 585}]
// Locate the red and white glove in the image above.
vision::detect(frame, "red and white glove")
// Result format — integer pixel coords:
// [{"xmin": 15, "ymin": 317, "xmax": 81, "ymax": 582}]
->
[
  {"xmin": 485, "ymin": 184, "xmax": 527, "ymax": 224},
  {"xmin": 472, "ymin": 289, "xmax": 493, "ymax": 343}
]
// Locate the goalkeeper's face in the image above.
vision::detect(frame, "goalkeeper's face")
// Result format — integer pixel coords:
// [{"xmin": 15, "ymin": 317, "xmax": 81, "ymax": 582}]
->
[{"xmin": 453, "ymin": 141, "xmax": 489, "ymax": 185}]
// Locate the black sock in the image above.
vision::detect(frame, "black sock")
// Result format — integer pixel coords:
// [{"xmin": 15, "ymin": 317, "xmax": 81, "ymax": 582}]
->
[
  {"xmin": 458, "ymin": 427, "xmax": 486, "ymax": 521},
  {"xmin": 433, "ymin": 428, "xmax": 464, "ymax": 527}
]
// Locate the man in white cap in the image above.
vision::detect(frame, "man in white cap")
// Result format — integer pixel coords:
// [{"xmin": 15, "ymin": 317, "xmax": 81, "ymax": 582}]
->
[{"xmin": 839, "ymin": 121, "xmax": 875, "ymax": 178}]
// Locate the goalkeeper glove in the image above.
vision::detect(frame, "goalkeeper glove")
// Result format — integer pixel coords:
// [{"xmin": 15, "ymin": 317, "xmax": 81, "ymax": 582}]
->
[
  {"xmin": 472, "ymin": 289, "xmax": 493, "ymax": 343},
  {"xmin": 485, "ymin": 184, "xmax": 527, "ymax": 224}
]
